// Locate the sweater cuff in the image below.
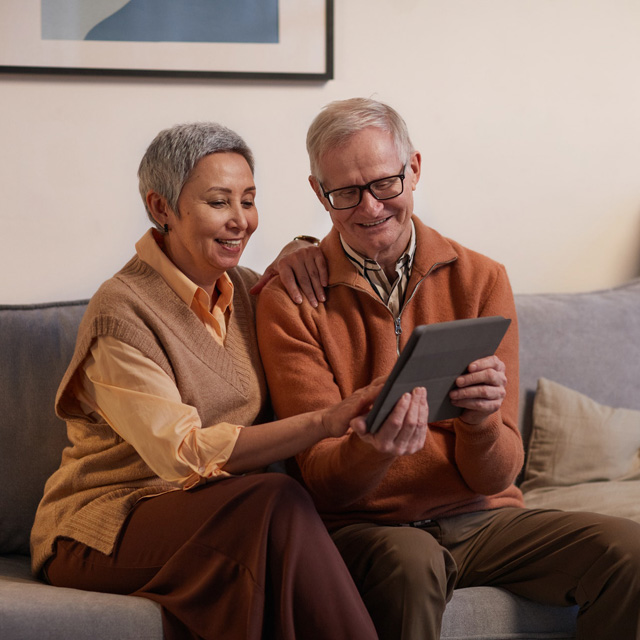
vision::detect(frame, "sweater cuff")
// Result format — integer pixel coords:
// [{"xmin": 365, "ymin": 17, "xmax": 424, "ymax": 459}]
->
[{"xmin": 453, "ymin": 411, "xmax": 502, "ymax": 443}]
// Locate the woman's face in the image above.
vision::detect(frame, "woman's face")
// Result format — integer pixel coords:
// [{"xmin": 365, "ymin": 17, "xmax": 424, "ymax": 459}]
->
[{"xmin": 163, "ymin": 152, "xmax": 258, "ymax": 291}]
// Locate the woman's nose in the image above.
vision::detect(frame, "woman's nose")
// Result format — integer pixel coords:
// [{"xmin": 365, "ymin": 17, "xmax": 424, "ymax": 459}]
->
[{"xmin": 228, "ymin": 205, "xmax": 249, "ymax": 230}]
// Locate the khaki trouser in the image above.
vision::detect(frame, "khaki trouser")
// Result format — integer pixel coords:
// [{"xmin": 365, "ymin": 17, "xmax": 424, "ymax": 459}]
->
[
  {"xmin": 332, "ymin": 507, "xmax": 640, "ymax": 640},
  {"xmin": 45, "ymin": 473, "xmax": 377, "ymax": 640}
]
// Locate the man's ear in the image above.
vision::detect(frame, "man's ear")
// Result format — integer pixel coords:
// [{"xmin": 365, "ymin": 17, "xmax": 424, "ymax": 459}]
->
[
  {"xmin": 309, "ymin": 175, "xmax": 330, "ymax": 212},
  {"xmin": 408, "ymin": 151, "xmax": 422, "ymax": 191},
  {"xmin": 146, "ymin": 191, "xmax": 171, "ymax": 228}
]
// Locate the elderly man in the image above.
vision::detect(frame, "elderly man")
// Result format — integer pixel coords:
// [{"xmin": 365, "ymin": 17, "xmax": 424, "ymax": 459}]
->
[{"xmin": 256, "ymin": 98, "xmax": 640, "ymax": 640}]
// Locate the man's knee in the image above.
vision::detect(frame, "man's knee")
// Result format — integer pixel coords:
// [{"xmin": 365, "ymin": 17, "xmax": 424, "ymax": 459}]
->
[
  {"xmin": 332, "ymin": 525, "xmax": 455, "ymax": 638},
  {"xmin": 591, "ymin": 516, "xmax": 640, "ymax": 575},
  {"xmin": 334, "ymin": 525, "xmax": 456, "ymax": 602},
  {"xmin": 560, "ymin": 512, "xmax": 640, "ymax": 610}
]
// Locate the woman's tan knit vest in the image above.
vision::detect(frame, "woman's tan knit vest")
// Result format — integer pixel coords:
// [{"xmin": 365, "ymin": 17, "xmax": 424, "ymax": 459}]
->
[{"xmin": 31, "ymin": 256, "xmax": 269, "ymax": 575}]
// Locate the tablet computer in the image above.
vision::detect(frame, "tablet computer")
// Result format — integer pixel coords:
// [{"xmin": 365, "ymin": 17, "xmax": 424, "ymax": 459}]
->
[{"xmin": 365, "ymin": 316, "xmax": 511, "ymax": 434}]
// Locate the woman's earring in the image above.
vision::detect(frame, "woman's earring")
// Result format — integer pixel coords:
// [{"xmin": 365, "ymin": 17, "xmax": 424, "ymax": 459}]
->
[{"xmin": 163, "ymin": 223, "xmax": 169, "ymax": 233}]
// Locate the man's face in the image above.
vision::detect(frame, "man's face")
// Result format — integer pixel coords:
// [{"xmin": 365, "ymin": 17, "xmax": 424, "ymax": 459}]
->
[{"xmin": 310, "ymin": 127, "xmax": 421, "ymax": 270}]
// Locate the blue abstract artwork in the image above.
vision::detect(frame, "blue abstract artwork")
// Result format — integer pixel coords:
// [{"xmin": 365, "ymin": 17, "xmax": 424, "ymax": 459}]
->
[{"xmin": 42, "ymin": 0, "xmax": 279, "ymax": 43}]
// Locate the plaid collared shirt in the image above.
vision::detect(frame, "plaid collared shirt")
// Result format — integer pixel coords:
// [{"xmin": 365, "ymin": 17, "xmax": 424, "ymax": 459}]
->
[{"xmin": 340, "ymin": 221, "xmax": 417, "ymax": 318}]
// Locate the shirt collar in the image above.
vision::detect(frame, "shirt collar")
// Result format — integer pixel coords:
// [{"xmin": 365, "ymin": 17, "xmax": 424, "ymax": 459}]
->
[
  {"xmin": 340, "ymin": 220, "xmax": 417, "ymax": 279},
  {"xmin": 135, "ymin": 229, "xmax": 233, "ymax": 312}
]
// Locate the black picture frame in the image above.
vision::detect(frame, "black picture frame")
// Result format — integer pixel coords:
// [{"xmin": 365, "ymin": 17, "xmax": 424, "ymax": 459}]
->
[{"xmin": 0, "ymin": 0, "xmax": 334, "ymax": 81}]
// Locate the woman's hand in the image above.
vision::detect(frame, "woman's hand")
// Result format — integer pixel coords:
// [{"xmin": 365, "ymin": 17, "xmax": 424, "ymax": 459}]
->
[
  {"xmin": 351, "ymin": 387, "xmax": 429, "ymax": 457},
  {"xmin": 321, "ymin": 382, "xmax": 428, "ymax": 458},
  {"xmin": 320, "ymin": 379, "xmax": 386, "ymax": 439},
  {"xmin": 250, "ymin": 239, "xmax": 328, "ymax": 307},
  {"xmin": 449, "ymin": 355, "xmax": 507, "ymax": 425}
]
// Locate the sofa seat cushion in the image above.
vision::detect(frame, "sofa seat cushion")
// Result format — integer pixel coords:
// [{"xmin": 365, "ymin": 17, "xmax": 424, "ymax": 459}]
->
[
  {"xmin": 524, "ymin": 480, "xmax": 640, "ymax": 523},
  {"xmin": 1, "ymin": 553, "xmax": 578, "ymax": 640},
  {"xmin": 0, "ymin": 554, "xmax": 162, "ymax": 640},
  {"xmin": 441, "ymin": 586, "xmax": 577, "ymax": 639}
]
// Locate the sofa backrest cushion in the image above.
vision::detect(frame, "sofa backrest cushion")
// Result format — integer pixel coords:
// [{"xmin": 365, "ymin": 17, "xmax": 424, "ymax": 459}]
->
[
  {"xmin": 515, "ymin": 278, "xmax": 640, "ymax": 450},
  {"xmin": 1, "ymin": 279, "xmax": 639, "ymax": 556},
  {"xmin": 0, "ymin": 301, "xmax": 88, "ymax": 555}
]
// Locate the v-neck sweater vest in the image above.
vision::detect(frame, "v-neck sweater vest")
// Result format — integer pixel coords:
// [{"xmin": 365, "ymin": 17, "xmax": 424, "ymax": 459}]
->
[{"xmin": 31, "ymin": 256, "xmax": 269, "ymax": 575}]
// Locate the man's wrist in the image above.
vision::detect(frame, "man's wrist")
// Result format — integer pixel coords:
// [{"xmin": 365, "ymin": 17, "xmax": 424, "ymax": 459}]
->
[{"xmin": 293, "ymin": 235, "xmax": 320, "ymax": 246}]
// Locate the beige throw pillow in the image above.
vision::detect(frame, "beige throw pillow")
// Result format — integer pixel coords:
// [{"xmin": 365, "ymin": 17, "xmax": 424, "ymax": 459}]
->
[
  {"xmin": 523, "ymin": 481, "xmax": 640, "ymax": 524},
  {"xmin": 521, "ymin": 378, "xmax": 640, "ymax": 493}
]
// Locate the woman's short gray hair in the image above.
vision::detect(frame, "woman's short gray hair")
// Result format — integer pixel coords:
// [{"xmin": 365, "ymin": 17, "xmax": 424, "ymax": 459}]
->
[
  {"xmin": 306, "ymin": 98, "xmax": 414, "ymax": 180},
  {"xmin": 138, "ymin": 122, "xmax": 254, "ymax": 229}
]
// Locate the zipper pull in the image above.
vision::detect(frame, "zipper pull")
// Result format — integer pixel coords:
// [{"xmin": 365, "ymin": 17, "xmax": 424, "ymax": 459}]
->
[{"xmin": 394, "ymin": 316, "xmax": 402, "ymax": 356}]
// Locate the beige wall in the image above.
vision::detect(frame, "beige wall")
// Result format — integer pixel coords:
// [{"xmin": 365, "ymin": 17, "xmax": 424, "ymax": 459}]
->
[{"xmin": 1, "ymin": 0, "xmax": 639, "ymax": 303}]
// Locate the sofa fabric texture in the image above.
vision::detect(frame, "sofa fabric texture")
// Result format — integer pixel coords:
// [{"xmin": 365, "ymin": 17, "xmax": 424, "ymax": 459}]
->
[
  {"xmin": 2, "ymin": 278, "xmax": 640, "ymax": 639},
  {"xmin": 0, "ymin": 301, "xmax": 88, "ymax": 556}
]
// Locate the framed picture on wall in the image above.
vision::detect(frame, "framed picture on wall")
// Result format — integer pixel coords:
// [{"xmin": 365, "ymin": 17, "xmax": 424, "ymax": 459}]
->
[{"xmin": 0, "ymin": 0, "xmax": 334, "ymax": 80}]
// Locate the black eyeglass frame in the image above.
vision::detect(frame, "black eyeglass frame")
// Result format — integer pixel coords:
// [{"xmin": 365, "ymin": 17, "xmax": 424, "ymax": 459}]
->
[{"xmin": 320, "ymin": 165, "xmax": 407, "ymax": 210}]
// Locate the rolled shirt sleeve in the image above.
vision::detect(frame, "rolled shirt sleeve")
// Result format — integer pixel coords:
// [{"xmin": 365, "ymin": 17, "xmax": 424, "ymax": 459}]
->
[{"xmin": 74, "ymin": 335, "xmax": 242, "ymax": 489}]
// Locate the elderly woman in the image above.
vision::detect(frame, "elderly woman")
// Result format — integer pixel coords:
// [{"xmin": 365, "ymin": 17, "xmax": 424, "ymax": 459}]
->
[{"xmin": 30, "ymin": 123, "xmax": 380, "ymax": 640}]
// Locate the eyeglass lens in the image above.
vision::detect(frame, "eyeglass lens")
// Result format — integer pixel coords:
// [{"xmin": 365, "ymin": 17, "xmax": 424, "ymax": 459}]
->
[{"xmin": 329, "ymin": 175, "xmax": 404, "ymax": 209}]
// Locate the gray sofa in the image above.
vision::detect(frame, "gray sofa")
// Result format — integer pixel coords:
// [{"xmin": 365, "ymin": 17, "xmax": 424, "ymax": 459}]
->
[{"xmin": 2, "ymin": 278, "xmax": 640, "ymax": 639}]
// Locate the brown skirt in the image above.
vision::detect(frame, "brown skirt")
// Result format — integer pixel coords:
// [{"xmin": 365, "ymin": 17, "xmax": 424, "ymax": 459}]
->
[{"xmin": 45, "ymin": 473, "xmax": 377, "ymax": 640}]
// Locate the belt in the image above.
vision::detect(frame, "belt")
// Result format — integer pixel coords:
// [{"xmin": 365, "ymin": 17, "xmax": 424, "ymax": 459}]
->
[{"xmin": 397, "ymin": 518, "xmax": 433, "ymax": 528}]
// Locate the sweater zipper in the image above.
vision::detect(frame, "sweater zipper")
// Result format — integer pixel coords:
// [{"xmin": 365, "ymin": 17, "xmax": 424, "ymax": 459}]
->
[
  {"xmin": 394, "ymin": 316, "xmax": 402, "ymax": 342},
  {"xmin": 328, "ymin": 257, "xmax": 457, "ymax": 356},
  {"xmin": 393, "ymin": 258, "xmax": 457, "ymax": 355}
]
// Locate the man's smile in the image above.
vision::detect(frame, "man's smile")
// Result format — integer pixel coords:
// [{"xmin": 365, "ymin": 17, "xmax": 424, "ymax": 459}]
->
[{"xmin": 359, "ymin": 216, "xmax": 392, "ymax": 228}]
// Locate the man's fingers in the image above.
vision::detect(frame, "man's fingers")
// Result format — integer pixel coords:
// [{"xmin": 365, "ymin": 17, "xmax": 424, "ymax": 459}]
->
[
  {"xmin": 277, "ymin": 247, "xmax": 328, "ymax": 307},
  {"xmin": 279, "ymin": 266, "xmax": 304, "ymax": 305},
  {"xmin": 367, "ymin": 388, "xmax": 428, "ymax": 456},
  {"xmin": 314, "ymin": 253, "xmax": 329, "ymax": 289},
  {"xmin": 456, "ymin": 368, "xmax": 507, "ymax": 389},
  {"xmin": 295, "ymin": 263, "xmax": 324, "ymax": 307},
  {"xmin": 297, "ymin": 251, "xmax": 326, "ymax": 304},
  {"xmin": 392, "ymin": 387, "xmax": 427, "ymax": 453},
  {"xmin": 451, "ymin": 381, "xmax": 506, "ymax": 404},
  {"xmin": 373, "ymin": 392, "xmax": 412, "ymax": 450},
  {"xmin": 467, "ymin": 355, "xmax": 506, "ymax": 374}
]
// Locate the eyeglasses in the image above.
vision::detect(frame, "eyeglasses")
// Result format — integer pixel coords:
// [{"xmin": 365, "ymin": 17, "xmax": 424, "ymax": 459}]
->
[{"xmin": 320, "ymin": 165, "xmax": 406, "ymax": 210}]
